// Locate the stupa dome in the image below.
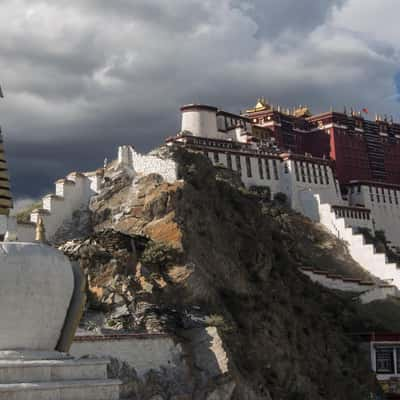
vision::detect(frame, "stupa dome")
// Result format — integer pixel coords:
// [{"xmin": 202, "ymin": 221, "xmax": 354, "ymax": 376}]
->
[{"xmin": 0, "ymin": 242, "xmax": 74, "ymax": 351}]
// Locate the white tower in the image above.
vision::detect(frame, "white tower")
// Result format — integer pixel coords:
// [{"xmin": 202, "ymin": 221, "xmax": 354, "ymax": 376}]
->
[{"xmin": 180, "ymin": 104, "xmax": 219, "ymax": 139}]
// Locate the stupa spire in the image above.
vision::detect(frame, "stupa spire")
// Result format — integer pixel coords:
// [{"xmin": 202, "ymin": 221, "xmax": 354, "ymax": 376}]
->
[{"xmin": 0, "ymin": 86, "xmax": 13, "ymax": 216}]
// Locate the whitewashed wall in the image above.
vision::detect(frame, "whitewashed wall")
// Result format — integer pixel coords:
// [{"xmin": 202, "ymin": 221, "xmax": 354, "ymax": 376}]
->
[
  {"xmin": 182, "ymin": 109, "xmax": 220, "ymax": 139},
  {"xmin": 71, "ymin": 335, "xmax": 183, "ymax": 378},
  {"xmin": 317, "ymin": 195, "xmax": 400, "ymax": 289},
  {"xmin": 205, "ymin": 151, "xmax": 282, "ymax": 198},
  {"xmin": 205, "ymin": 150, "xmax": 342, "ymax": 212},
  {"xmin": 300, "ymin": 268, "xmax": 397, "ymax": 303},
  {"xmin": 349, "ymin": 184, "xmax": 400, "ymax": 248},
  {"xmin": 118, "ymin": 145, "xmax": 177, "ymax": 183},
  {"xmin": 29, "ymin": 173, "xmax": 100, "ymax": 241}
]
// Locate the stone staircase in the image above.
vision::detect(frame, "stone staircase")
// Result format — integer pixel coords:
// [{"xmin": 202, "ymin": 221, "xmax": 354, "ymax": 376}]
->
[
  {"xmin": 299, "ymin": 267, "xmax": 398, "ymax": 303},
  {"xmin": 316, "ymin": 196, "xmax": 400, "ymax": 289},
  {"xmin": 0, "ymin": 358, "xmax": 120, "ymax": 400}
]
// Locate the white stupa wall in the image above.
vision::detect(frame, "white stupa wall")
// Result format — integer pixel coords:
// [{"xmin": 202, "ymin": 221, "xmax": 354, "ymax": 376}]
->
[{"xmin": 0, "ymin": 242, "xmax": 74, "ymax": 350}]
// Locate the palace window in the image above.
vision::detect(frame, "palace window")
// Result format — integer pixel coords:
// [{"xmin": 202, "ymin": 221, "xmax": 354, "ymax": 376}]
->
[
  {"xmin": 377, "ymin": 191, "xmax": 380, "ymax": 202},
  {"xmin": 284, "ymin": 162, "xmax": 289, "ymax": 174},
  {"xmin": 235, "ymin": 155, "xmax": 242, "ymax": 175},
  {"xmin": 246, "ymin": 157, "xmax": 252, "ymax": 178},
  {"xmin": 376, "ymin": 347, "xmax": 395, "ymax": 374},
  {"xmin": 300, "ymin": 163, "xmax": 306, "ymax": 182},
  {"xmin": 306, "ymin": 163, "xmax": 312, "ymax": 183},
  {"xmin": 317, "ymin": 165, "xmax": 323, "ymax": 184},
  {"xmin": 227, "ymin": 153, "xmax": 232, "ymax": 170},
  {"xmin": 258, "ymin": 158, "xmax": 264, "ymax": 179},
  {"xmin": 382, "ymin": 188, "xmax": 386, "ymax": 203},
  {"xmin": 312, "ymin": 164, "xmax": 318, "ymax": 184},
  {"xmin": 324, "ymin": 166, "xmax": 330, "ymax": 184},
  {"xmin": 272, "ymin": 159, "xmax": 279, "ymax": 180},
  {"xmin": 213, "ymin": 152, "xmax": 219, "ymax": 164},
  {"xmin": 294, "ymin": 162, "xmax": 299, "ymax": 181},
  {"xmin": 265, "ymin": 159, "xmax": 271, "ymax": 180},
  {"xmin": 389, "ymin": 190, "xmax": 393, "ymax": 204},
  {"xmin": 395, "ymin": 191, "xmax": 399, "ymax": 205}
]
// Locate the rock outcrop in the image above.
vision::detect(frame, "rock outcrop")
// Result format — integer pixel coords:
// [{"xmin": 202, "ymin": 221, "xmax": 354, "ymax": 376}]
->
[{"xmin": 58, "ymin": 147, "xmax": 384, "ymax": 400}]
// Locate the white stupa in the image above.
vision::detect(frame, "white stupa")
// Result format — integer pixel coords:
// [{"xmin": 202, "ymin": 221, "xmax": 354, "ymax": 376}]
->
[{"xmin": 0, "ymin": 92, "xmax": 120, "ymax": 399}]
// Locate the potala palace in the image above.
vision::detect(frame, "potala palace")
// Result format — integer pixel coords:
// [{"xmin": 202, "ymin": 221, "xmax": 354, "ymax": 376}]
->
[
  {"xmin": 2, "ymin": 98, "xmax": 400, "ymax": 398},
  {"xmin": 2, "ymin": 99, "xmax": 400, "ymax": 294}
]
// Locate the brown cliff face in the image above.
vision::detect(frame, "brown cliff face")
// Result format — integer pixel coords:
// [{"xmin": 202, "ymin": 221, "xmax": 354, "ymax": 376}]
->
[{"xmin": 60, "ymin": 148, "xmax": 381, "ymax": 400}]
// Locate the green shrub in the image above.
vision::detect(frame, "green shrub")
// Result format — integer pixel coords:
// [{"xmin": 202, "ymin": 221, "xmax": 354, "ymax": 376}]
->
[
  {"xmin": 15, "ymin": 201, "xmax": 42, "ymax": 224},
  {"xmin": 273, "ymin": 192, "xmax": 288, "ymax": 206},
  {"xmin": 140, "ymin": 241, "xmax": 178, "ymax": 268}
]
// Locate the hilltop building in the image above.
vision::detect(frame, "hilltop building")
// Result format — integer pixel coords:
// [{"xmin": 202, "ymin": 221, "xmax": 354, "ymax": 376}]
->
[
  {"xmin": 164, "ymin": 101, "xmax": 400, "ymax": 287},
  {"xmin": 245, "ymin": 98, "xmax": 400, "ymax": 185},
  {"xmin": 2, "ymin": 97, "xmax": 400, "ymax": 397}
]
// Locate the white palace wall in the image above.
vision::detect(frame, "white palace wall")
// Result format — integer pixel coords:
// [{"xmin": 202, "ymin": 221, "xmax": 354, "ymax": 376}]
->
[
  {"xmin": 203, "ymin": 149, "xmax": 341, "ymax": 216},
  {"xmin": 29, "ymin": 172, "xmax": 100, "ymax": 240},
  {"xmin": 349, "ymin": 184, "xmax": 400, "ymax": 248},
  {"xmin": 201, "ymin": 146, "xmax": 400, "ymax": 291},
  {"xmin": 118, "ymin": 145, "xmax": 177, "ymax": 183},
  {"xmin": 317, "ymin": 196, "xmax": 400, "ymax": 288},
  {"xmin": 181, "ymin": 108, "xmax": 220, "ymax": 139},
  {"xmin": 299, "ymin": 268, "xmax": 398, "ymax": 303}
]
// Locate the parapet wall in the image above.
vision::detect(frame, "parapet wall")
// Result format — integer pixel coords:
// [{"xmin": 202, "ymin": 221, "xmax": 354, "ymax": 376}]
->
[
  {"xmin": 317, "ymin": 195, "xmax": 400, "ymax": 289},
  {"xmin": 300, "ymin": 267, "xmax": 397, "ymax": 303},
  {"xmin": 71, "ymin": 333, "xmax": 183, "ymax": 378},
  {"xmin": 118, "ymin": 145, "xmax": 177, "ymax": 183}
]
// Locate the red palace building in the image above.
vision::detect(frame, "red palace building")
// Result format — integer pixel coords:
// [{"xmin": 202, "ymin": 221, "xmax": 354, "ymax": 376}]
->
[{"xmin": 244, "ymin": 99, "xmax": 400, "ymax": 186}]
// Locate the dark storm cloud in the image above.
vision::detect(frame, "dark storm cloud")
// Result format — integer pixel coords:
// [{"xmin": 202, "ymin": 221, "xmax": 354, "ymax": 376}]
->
[
  {"xmin": 231, "ymin": 0, "xmax": 347, "ymax": 37},
  {"xmin": 0, "ymin": 0, "xmax": 399, "ymax": 201}
]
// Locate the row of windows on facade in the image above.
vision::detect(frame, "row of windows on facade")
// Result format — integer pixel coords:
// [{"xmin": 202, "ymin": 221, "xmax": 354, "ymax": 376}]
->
[
  {"xmin": 220, "ymin": 115, "xmax": 248, "ymax": 130},
  {"xmin": 365, "ymin": 186, "xmax": 400, "ymax": 205},
  {"xmin": 333, "ymin": 208, "xmax": 370, "ymax": 221},
  {"xmin": 191, "ymin": 138, "xmax": 234, "ymax": 149},
  {"xmin": 293, "ymin": 161, "xmax": 330, "ymax": 185},
  {"xmin": 208, "ymin": 152, "xmax": 279, "ymax": 180},
  {"xmin": 375, "ymin": 347, "xmax": 400, "ymax": 375}
]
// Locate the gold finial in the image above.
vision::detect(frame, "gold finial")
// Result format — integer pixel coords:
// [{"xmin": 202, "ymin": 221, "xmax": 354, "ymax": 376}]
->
[
  {"xmin": 293, "ymin": 105, "xmax": 311, "ymax": 118},
  {"xmin": 35, "ymin": 216, "xmax": 46, "ymax": 242}
]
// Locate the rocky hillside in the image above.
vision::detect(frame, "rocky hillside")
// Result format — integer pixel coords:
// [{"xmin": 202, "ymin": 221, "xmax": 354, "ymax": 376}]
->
[{"xmin": 58, "ymin": 147, "xmax": 387, "ymax": 400}]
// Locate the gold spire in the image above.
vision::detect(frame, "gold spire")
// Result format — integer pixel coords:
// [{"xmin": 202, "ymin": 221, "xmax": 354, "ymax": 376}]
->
[
  {"xmin": 246, "ymin": 97, "xmax": 271, "ymax": 113},
  {"xmin": 35, "ymin": 216, "xmax": 46, "ymax": 242},
  {"xmin": 293, "ymin": 105, "xmax": 312, "ymax": 118},
  {"xmin": 0, "ymin": 131, "xmax": 13, "ymax": 216}
]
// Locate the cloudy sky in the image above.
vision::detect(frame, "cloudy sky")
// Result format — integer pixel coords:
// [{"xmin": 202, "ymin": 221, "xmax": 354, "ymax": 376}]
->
[{"xmin": 1, "ymin": 0, "xmax": 399, "ymax": 206}]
